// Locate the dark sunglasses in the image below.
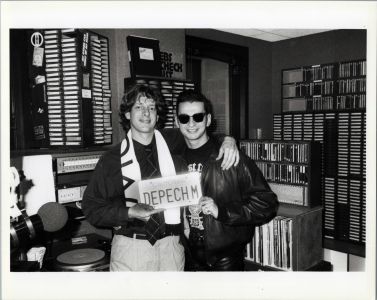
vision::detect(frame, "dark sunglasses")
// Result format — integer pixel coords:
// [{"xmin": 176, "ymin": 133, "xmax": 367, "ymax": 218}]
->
[{"xmin": 177, "ymin": 112, "xmax": 206, "ymax": 124}]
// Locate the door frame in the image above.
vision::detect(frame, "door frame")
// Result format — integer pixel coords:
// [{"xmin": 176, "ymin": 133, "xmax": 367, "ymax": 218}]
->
[{"xmin": 185, "ymin": 35, "xmax": 249, "ymax": 139}]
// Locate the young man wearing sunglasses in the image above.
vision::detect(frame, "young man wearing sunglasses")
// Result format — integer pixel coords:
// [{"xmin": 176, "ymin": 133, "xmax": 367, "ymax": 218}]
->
[
  {"xmin": 82, "ymin": 84, "xmax": 239, "ymax": 271},
  {"xmin": 175, "ymin": 90, "xmax": 279, "ymax": 271}
]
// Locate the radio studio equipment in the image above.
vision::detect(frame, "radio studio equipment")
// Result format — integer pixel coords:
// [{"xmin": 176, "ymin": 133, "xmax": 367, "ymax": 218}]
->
[
  {"xmin": 10, "ymin": 152, "xmax": 111, "ymax": 271},
  {"xmin": 10, "ymin": 165, "xmax": 69, "ymax": 271},
  {"xmin": 10, "ymin": 165, "xmax": 68, "ymax": 250},
  {"xmin": 10, "ymin": 202, "xmax": 68, "ymax": 250},
  {"xmin": 49, "ymin": 152, "xmax": 112, "ymax": 271}
]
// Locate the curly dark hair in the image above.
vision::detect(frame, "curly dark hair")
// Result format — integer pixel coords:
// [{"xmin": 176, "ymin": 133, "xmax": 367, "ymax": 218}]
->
[{"xmin": 119, "ymin": 84, "xmax": 167, "ymax": 132}]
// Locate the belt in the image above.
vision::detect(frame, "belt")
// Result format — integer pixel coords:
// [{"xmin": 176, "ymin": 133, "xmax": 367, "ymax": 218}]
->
[
  {"xmin": 122, "ymin": 224, "xmax": 181, "ymax": 240},
  {"xmin": 123, "ymin": 232, "xmax": 148, "ymax": 240}
]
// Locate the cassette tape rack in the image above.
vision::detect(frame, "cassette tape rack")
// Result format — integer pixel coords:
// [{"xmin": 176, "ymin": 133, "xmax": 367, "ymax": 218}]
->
[
  {"xmin": 28, "ymin": 29, "xmax": 113, "ymax": 148},
  {"xmin": 124, "ymin": 76, "xmax": 195, "ymax": 128},
  {"xmin": 273, "ymin": 60, "xmax": 366, "ymax": 256}
]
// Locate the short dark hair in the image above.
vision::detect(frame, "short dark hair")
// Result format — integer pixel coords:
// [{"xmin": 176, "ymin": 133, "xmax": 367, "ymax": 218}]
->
[
  {"xmin": 119, "ymin": 84, "xmax": 167, "ymax": 132},
  {"xmin": 175, "ymin": 90, "xmax": 213, "ymax": 116}
]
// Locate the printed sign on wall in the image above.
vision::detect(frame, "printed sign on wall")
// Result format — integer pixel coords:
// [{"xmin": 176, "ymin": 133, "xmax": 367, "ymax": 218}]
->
[{"xmin": 161, "ymin": 51, "xmax": 183, "ymax": 78}]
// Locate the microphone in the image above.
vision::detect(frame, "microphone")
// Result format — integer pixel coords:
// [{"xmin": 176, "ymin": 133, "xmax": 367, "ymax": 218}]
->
[
  {"xmin": 10, "ymin": 202, "xmax": 68, "ymax": 250},
  {"xmin": 37, "ymin": 202, "xmax": 68, "ymax": 232}
]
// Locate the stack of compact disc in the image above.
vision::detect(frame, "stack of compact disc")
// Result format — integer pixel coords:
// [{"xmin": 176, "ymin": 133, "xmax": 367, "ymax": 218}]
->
[
  {"xmin": 44, "ymin": 29, "xmax": 64, "ymax": 146},
  {"xmin": 42, "ymin": 29, "xmax": 112, "ymax": 148},
  {"xmin": 90, "ymin": 36, "xmax": 105, "ymax": 145},
  {"xmin": 185, "ymin": 82, "xmax": 195, "ymax": 90},
  {"xmin": 160, "ymin": 81, "xmax": 175, "ymax": 128},
  {"xmin": 61, "ymin": 30, "xmax": 81, "ymax": 146},
  {"xmin": 100, "ymin": 37, "xmax": 112, "ymax": 144},
  {"xmin": 172, "ymin": 81, "xmax": 185, "ymax": 124}
]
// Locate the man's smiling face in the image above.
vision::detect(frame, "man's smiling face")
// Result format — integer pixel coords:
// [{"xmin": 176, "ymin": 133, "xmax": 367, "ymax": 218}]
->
[
  {"xmin": 126, "ymin": 96, "xmax": 158, "ymax": 136},
  {"xmin": 176, "ymin": 101, "xmax": 211, "ymax": 148}
]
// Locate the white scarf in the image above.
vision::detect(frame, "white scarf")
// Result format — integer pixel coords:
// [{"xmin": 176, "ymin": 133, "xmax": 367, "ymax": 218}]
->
[{"xmin": 120, "ymin": 130, "xmax": 180, "ymax": 224}]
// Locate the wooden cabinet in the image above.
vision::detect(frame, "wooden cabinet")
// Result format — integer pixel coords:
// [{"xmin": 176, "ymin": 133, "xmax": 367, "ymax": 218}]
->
[
  {"xmin": 241, "ymin": 140, "xmax": 323, "ymax": 271},
  {"xmin": 245, "ymin": 204, "xmax": 323, "ymax": 271}
]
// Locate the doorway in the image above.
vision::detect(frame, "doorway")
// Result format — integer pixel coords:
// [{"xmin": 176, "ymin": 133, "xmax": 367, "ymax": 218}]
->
[
  {"xmin": 187, "ymin": 57, "xmax": 230, "ymax": 135},
  {"xmin": 186, "ymin": 35, "xmax": 249, "ymax": 139}
]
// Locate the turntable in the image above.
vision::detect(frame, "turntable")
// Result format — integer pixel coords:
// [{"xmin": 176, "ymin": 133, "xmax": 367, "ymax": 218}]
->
[
  {"xmin": 54, "ymin": 248, "xmax": 108, "ymax": 272},
  {"xmin": 43, "ymin": 233, "xmax": 111, "ymax": 272}
]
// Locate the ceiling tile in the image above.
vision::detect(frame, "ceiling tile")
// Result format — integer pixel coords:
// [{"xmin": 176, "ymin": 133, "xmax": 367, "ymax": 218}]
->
[
  {"xmin": 217, "ymin": 28, "xmax": 265, "ymax": 37},
  {"xmin": 215, "ymin": 28, "xmax": 333, "ymax": 42},
  {"xmin": 265, "ymin": 29, "xmax": 331, "ymax": 38},
  {"xmin": 253, "ymin": 32, "xmax": 288, "ymax": 42}
]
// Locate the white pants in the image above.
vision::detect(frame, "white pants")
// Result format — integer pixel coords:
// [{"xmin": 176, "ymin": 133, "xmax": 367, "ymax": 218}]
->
[{"xmin": 110, "ymin": 234, "xmax": 185, "ymax": 271}]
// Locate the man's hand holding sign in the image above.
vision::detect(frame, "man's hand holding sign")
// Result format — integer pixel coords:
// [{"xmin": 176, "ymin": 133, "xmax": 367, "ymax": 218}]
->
[
  {"xmin": 199, "ymin": 196, "xmax": 219, "ymax": 219},
  {"xmin": 127, "ymin": 203, "xmax": 164, "ymax": 223}
]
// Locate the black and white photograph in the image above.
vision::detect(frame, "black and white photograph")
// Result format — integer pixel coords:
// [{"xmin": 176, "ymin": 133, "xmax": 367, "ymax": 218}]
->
[{"xmin": 1, "ymin": 1, "xmax": 376, "ymax": 300}]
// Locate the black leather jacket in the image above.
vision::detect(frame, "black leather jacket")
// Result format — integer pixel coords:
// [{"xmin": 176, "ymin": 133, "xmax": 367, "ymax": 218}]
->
[{"xmin": 198, "ymin": 143, "xmax": 279, "ymax": 265}]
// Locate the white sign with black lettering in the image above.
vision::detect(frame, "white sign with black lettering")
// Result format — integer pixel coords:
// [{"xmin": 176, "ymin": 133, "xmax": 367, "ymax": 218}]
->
[{"xmin": 138, "ymin": 172, "xmax": 202, "ymax": 209}]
